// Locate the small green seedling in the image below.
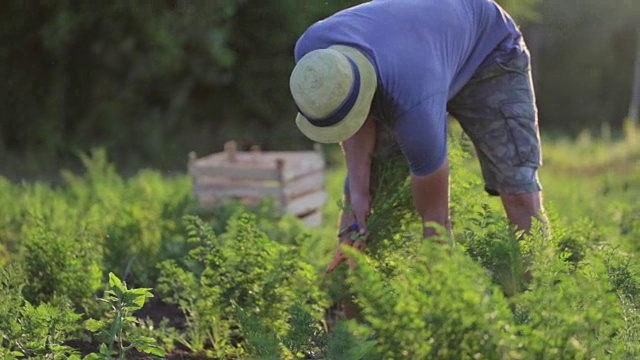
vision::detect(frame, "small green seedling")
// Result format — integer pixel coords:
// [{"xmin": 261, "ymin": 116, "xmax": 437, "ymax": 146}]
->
[{"xmin": 84, "ymin": 273, "xmax": 164, "ymax": 360}]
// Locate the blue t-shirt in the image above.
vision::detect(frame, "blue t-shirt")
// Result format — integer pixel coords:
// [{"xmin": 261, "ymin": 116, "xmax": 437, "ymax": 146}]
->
[{"xmin": 294, "ymin": 0, "xmax": 522, "ymax": 176}]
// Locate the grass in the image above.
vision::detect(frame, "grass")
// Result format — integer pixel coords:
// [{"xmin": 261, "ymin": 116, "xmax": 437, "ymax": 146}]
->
[{"xmin": 0, "ymin": 122, "xmax": 639, "ymax": 359}]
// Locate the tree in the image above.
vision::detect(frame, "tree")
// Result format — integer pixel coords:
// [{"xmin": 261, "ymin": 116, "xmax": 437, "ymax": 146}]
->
[
  {"xmin": 496, "ymin": 0, "xmax": 540, "ymax": 23},
  {"xmin": 528, "ymin": 0, "xmax": 639, "ymax": 134},
  {"xmin": 0, "ymin": 0, "xmax": 636, "ymax": 176},
  {"xmin": 629, "ymin": 28, "xmax": 640, "ymax": 127}
]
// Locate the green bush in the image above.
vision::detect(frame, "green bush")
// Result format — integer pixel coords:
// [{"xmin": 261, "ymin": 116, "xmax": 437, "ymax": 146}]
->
[
  {"xmin": 18, "ymin": 215, "xmax": 102, "ymax": 312},
  {"xmin": 0, "ymin": 266, "xmax": 82, "ymax": 359},
  {"xmin": 59, "ymin": 149, "xmax": 194, "ymax": 285},
  {"xmin": 156, "ymin": 214, "xmax": 328, "ymax": 359},
  {"xmin": 344, "ymin": 241, "xmax": 521, "ymax": 360},
  {"xmin": 84, "ymin": 273, "xmax": 164, "ymax": 359},
  {"xmin": 620, "ymin": 203, "xmax": 640, "ymax": 247},
  {"xmin": 511, "ymin": 219, "xmax": 625, "ymax": 359},
  {"xmin": 460, "ymin": 204, "xmax": 527, "ymax": 297},
  {"xmin": 1, "ymin": 149, "xmax": 195, "ymax": 290}
]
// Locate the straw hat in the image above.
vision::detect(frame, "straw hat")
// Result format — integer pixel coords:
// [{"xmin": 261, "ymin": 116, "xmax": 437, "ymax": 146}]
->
[{"xmin": 289, "ymin": 45, "xmax": 378, "ymax": 144}]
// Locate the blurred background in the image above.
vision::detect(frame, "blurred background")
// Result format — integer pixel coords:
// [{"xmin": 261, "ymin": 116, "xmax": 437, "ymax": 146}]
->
[{"xmin": 0, "ymin": 0, "xmax": 638, "ymax": 180}]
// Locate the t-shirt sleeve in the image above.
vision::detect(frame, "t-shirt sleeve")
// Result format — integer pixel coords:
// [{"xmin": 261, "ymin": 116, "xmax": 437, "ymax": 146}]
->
[
  {"xmin": 294, "ymin": 27, "xmax": 325, "ymax": 62},
  {"xmin": 392, "ymin": 94, "xmax": 448, "ymax": 177},
  {"xmin": 294, "ymin": 37, "xmax": 310, "ymax": 62}
]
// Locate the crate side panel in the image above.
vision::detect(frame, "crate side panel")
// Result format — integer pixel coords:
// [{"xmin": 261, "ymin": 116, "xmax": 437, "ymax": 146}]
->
[
  {"xmin": 282, "ymin": 171, "xmax": 325, "ymax": 199},
  {"xmin": 301, "ymin": 210, "xmax": 323, "ymax": 228},
  {"xmin": 282, "ymin": 154, "xmax": 325, "ymax": 181},
  {"xmin": 286, "ymin": 190, "xmax": 327, "ymax": 217}
]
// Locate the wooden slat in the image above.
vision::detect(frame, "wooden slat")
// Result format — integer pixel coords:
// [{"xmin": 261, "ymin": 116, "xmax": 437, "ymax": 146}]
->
[
  {"xmin": 193, "ymin": 151, "xmax": 318, "ymax": 168},
  {"xmin": 193, "ymin": 176, "xmax": 280, "ymax": 187},
  {"xmin": 301, "ymin": 210, "xmax": 323, "ymax": 227},
  {"xmin": 192, "ymin": 152, "xmax": 227, "ymax": 166},
  {"xmin": 194, "ymin": 192, "xmax": 261, "ymax": 209},
  {"xmin": 189, "ymin": 163, "xmax": 279, "ymax": 181},
  {"xmin": 193, "ymin": 182, "xmax": 279, "ymax": 199},
  {"xmin": 286, "ymin": 190, "xmax": 327, "ymax": 217},
  {"xmin": 194, "ymin": 192, "xmax": 216, "ymax": 207},
  {"xmin": 282, "ymin": 171, "xmax": 325, "ymax": 199},
  {"xmin": 282, "ymin": 154, "xmax": 325, "ymax": 181}
]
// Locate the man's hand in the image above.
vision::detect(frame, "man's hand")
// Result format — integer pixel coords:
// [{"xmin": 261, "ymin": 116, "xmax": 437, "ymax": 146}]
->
[
  {"xmin": 325, "ymin": 222, "xmax": 368, "ymax": 273},
  {"xmin": 325, "ymin": 192, "xmax": 371, "ymax": 273}
]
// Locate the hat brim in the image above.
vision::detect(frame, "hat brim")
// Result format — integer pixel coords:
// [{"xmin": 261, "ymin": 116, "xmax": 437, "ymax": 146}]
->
[{"xmin": 295, "ymin": 45, "xmax": 377, "ymax": 144}]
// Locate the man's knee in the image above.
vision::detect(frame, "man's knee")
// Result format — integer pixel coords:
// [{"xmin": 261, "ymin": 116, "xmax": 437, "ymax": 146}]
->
[
  {"xmin": 501, "ymin": 191, "xmax": 537, "ymax": 202},
  {"xmin": 500, "ymin": 191, "xmax": 545, "ymax": 232},
  {"xmin": 501, "ymin": 191, "xmax": 541, "ymax": 211}
]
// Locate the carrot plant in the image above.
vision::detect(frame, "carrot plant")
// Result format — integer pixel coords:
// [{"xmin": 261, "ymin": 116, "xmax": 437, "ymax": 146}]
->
[
  {"xmin": 155, "ymin": 214, "xmax": 328, "ymax": 359},
  {"xmin": 84, "ymin": 273, "xmax": 164, "ymax": 359},
  {"xmin": 0, "ymin": 265, "xmax": 83, "ymax": 359},
  {"xmin": 18, "ymin": 216, "xmax": 103, "ymax": 313},
  {"xmin": 342, "ymin": 238, "xmax": 521, "ymax": 359}
]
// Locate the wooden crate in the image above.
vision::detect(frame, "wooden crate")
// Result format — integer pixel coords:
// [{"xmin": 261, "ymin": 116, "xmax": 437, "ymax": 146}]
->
[{"xmin": 188, "ymin": 141, "xmax": 327, "ymax": 227}]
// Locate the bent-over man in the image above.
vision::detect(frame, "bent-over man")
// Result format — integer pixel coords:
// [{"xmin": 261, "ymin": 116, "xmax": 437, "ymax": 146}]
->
[{"xmin": 288, "ymin": 0, "xmax": 547, "ymax": 272}]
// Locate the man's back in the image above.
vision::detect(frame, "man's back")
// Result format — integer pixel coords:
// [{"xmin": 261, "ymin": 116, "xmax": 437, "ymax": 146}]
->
[
  {"xmin": 295, "ymin": 0, "xmax": 521, "ymax": 105},
  {"xmin": 294, "ymin": 0, "xmax": 523, "ymax": 176}
]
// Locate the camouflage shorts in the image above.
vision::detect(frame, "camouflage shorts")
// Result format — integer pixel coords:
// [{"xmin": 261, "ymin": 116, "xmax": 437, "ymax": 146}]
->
[{"xmin": 447, "ymin": 43, "xmax": 543, "ymax": 196}]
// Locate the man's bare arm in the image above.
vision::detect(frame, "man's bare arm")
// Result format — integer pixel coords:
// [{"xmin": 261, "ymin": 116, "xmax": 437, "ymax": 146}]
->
[
  {"xmin": 341, "ymin": 116, "xmax": 377, "ymax": 234},
  {"xmin": 325, "ymin": 117, "xmax": 377, "ymax": 273},
  {"xmin": 410, "ymin": 158, "xmax": 451, "ymax": 239}
]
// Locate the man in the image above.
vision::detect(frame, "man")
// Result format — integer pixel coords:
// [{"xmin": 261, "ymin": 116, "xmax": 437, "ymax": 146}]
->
[{"xmin": 288, "ymin": 0, "xmax": 547, "ymax": 272}]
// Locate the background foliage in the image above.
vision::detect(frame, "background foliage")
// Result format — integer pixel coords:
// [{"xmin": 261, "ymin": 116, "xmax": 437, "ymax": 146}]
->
[{"xmin": 0, "ymin": 0, "xmax": 638, "ymax": 178}]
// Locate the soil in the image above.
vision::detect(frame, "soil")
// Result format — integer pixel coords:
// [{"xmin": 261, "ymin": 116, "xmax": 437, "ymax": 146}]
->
[
  {"xmin": 134, "ymin": 296, "xmax": 187, "ymax": 331},
  {"xmin": 64, "ymin": 286, "xmax": 343, "ymax": 359},
  {"xmin": 64, "ymin": 297, "xmax": 220, "ymax": 359}
]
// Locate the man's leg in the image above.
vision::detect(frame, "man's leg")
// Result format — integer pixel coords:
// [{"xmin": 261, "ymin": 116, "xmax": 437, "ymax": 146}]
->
[
  {"xmin": 500, "ymin": 191, "xmax": 546, "ymax": 234},
  {"xmin": 411, "ymin": 158, "xmax": 452, "ymax": 239},
  {"xmin": 448, "ymin": 40, "xmax": 546, "ymax": 286},
  {"xmin": 448, "ymin": 41, "xmax": 546, "ymax": 231}
]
